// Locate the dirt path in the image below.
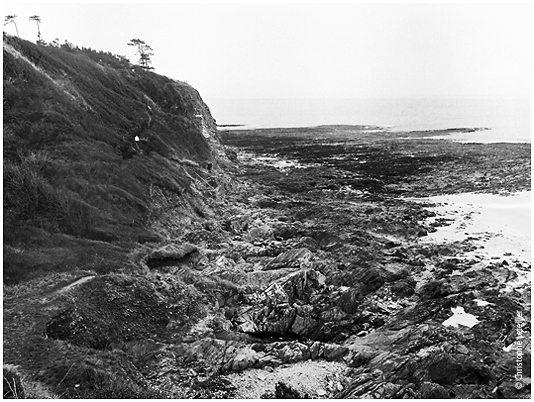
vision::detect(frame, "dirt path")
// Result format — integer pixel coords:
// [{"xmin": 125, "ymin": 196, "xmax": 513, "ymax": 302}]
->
[{"xmin": 40, "ymin": 275, "xmax": 95, "ymax": 304}]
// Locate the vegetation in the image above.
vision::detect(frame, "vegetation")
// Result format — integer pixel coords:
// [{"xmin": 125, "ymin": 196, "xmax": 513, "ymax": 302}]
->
[
  {"xmin": 3, "ymin": 34, "xmax": 218, "ymax": 284},
  {"xmin": 29, "ymin": 15, "xmax": 46, "ymax": 45},
  {"xmin": 4, "ymin": 15, "xmax": 19, "ymax": 37},
  {"xmin": 3, "ymin": 33, "xmax": 229, "ymax": 399},
  {"xmin": 128, "ymin": 38, "xmax": 154, "ymax": 70}
]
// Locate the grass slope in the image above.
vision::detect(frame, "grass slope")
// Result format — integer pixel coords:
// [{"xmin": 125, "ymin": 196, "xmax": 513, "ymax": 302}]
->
[{"xmin": 3, "ymin": 34, "xmax": 223, "ymax": 284}]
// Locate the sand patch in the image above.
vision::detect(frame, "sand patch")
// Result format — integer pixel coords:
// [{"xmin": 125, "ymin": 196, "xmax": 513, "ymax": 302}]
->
[
  {"xmin": 423, "ymin": 191, "xmax": 530, "ymax": 262},
  {"xmin": 413, "ymin": 191, "xmax": 531, "ymax": 290},
  {"xmin": 222, "ymin": 360, "xmax": 348, "ymax": 399}
]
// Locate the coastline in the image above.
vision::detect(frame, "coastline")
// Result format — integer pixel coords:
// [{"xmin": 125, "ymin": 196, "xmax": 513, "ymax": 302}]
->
[{"xmin": 216, "ymin": 124, "xmax": 531, "ymax": 398}]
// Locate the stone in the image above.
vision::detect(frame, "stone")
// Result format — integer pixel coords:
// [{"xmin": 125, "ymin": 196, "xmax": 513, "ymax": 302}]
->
[
  {"xmin": 417, "ymin": 382, "xmax": 450, "ymax": 399},
  {"xmin": 264, "ymin": 248, "xmax": 313, "ymax": 270},
  {"xmin": 245, "ymin": 225, "xmax": 273, "ymax": 242},
  {"xmin": 391, "ymin": 279, "xmax": 416, "ymax": 297},
  {"xmin": 231, "ymin": 347, "xmax": 258, "ymax": 371},
  {"xmin": 337, "ymin": 286, "xmax": 364, "ymax": 314},
  {"xmin": 323, "ymin": 344, "xmax": 349, "ymax": 361}
]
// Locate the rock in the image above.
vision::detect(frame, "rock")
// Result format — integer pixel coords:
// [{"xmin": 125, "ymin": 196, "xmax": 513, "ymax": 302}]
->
[
  {"xmin": 231, "ymin": 347, "xmax": 258, "ymax": 371},
  {"xmin": 272, "ymin": 381, "xmax": 309, "ymax": 399},
  {"xmin": 333, "ymin": 265, "xmax": 385, "ymax": 294},
  {"xmin": 381, "ymin": 263, "xmax": 409, "ymax": 282},
  {"xmin": 213, "ymin": 255, "xmax": 236, "ymax": 270},
  {"xmin": 145, "ymin": 243, "xmax": 199, "ymax": 269},
  {"xmin": 417, "ymin": 382, "xmax": 450, "ymax": 398},
  {"xmin": 315, "ymin": 232, "xmax": 344, "ymax": 250},
  {"xmin": 224, "ymin": 215, "xmax": 249, "ymax": 234},
  {"xmin": 263, "ymin": 248, "xmax": 313, "ymax": 270},
  {"xmin": 310, "ymin": 342, "xmax": 324, "ymax": 360},
  {"xmin": 298, "ymin": 236, "xmax": 318, "ymax": 249},
  {"xmin": 245, "ymin": 225, "xmax": 273, "ymax": 242},
  {"xmin": 291, "ymin": 310, "xmax": 317, "ymax": 336},
  {"xmin": 279, "ymin": 269, "xmax": 326, "ymax": 302},
  {"xmin": 417, "ymin": 280, "xmax": 451, "ymax": 299},
  {"xmin": 391, "ymin": 277, "xmax": 416, "ymax": 297},
  {"xmin": 278, "ymin": 342, "xmax": 310, "ymax": 363},
  {"xmin": 323, "ymin": 344, "xmax": 349, "ymax": 361},
  {"xmin": 337, "ymin": 286, "xmax": 364, "ymax": 314},
  {"xmin": 426, "ymin": 353, "xmax": 463, "ymax": 385},
  {"xmin": 272, "ymin": 224, "xmax": 302, "ymax": 240}
]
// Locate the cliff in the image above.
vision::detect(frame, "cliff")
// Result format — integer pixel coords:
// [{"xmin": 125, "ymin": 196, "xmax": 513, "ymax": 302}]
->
[{"xmin": 3, "ymin": 34, "xmax": 228, "ymax": 284}]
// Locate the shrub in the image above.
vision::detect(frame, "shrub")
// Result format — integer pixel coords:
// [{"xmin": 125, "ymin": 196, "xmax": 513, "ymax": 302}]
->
[{"xmin": 3, "ymin": 161, "xmax": 94, "ymax": 235}]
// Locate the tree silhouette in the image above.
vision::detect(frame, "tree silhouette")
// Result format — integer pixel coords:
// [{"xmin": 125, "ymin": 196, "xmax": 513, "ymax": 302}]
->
[
  {"xmin": 4, "ymin": 15, "xmax": 19, "ymax": 37},
  {"xmin": 29, "ymin": 15, "xmax": 45, "ymax": 45},
  {"xmin": 127, "ymin": 38, "xmax": 154, "ymax": 70}
]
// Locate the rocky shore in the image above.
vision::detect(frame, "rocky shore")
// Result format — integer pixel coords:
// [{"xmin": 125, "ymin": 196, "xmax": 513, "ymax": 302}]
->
[{"xmin": 4, "ymin": 125, "xmax": 530, "ymax": 398}]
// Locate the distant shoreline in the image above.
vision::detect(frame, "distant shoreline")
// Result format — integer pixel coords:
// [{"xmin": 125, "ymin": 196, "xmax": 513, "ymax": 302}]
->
[{"xmin": 219, "ymin": 124, "xmax": 530, "ymax": 144}]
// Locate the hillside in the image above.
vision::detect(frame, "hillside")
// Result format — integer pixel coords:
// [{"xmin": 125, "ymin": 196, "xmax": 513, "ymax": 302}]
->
[
  {"xmin": 3, "ymin": 35, "xmax": 237, "ymax": 398},
  {"xmin": 4, "ymin": 34, "xmax": 229, "ymax": 284}
]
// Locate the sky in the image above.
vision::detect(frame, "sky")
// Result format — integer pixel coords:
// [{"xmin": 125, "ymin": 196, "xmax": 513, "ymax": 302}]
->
[{"xmin": 2, "ymin": 2, "xmax": 531, "ymax": 101}]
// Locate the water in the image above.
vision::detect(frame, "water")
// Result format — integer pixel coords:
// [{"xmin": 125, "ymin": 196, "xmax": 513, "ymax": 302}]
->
[{"xmin": 206, "ymin": 98, "xmax": 531, "ymax": 143}]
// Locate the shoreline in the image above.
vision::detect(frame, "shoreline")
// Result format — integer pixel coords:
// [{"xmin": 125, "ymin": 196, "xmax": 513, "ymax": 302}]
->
[
  {"xmin": 217, "ymin": 125, "xmax": 531, "ymax": 398},
  {"xmin": 218, "ymin": 124, "xmax": 531, "ymax": 144}
]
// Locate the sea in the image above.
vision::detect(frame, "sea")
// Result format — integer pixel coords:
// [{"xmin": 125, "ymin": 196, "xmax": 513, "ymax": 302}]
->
[{"xmin": 206, "ymin": 98, "xmax": 531, "ymax": 143}]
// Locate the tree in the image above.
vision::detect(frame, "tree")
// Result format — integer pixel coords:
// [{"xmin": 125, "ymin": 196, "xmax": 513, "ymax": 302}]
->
[
  {"xmin": 29, "ymin": 15, "xmax": 45, "ymax": 45},
  {"xmin": 4, "ymin": 15, "xmax": 19, "ymax": 37},
  {"xmin": 127, "ymin": 38, "xmax": 154, "ymax": 70}
]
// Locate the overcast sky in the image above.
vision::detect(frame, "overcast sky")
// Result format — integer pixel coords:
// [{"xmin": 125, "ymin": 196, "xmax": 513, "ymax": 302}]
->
[{"xmin": 3, "ymin": 2, "xmax": 531, "ymax": 100}]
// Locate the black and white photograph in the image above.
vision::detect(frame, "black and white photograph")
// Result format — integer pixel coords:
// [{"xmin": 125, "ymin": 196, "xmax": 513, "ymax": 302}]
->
[{"xmin": 3, "ymin": 1, "xmax": 531, "ymax": 399}]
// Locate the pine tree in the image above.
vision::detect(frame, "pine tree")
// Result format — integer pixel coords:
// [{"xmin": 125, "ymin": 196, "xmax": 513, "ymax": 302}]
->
[
  {"xmin": 127, "ymin": 38, "xmax": 154, "ymax": 70},
  {"xmin": 29, "ymin": 15, "xmax": 45, "ymax": 45},
  {"xmin": 4, "ymin": 15, "xmax": 19, "ymax": 37}
]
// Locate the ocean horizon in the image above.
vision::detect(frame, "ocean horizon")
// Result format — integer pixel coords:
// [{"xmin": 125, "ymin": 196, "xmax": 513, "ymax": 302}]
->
[{"xmin": 206, "ymin": 97, "xmax": 531, "ymax": 143}]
